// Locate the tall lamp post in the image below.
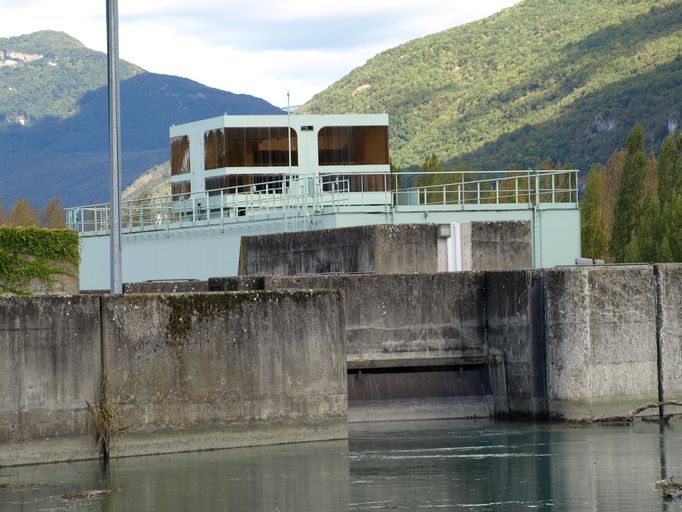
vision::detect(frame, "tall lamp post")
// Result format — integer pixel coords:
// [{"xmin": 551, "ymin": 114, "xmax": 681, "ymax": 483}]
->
[{"xmin": 106, "ymin": 0, "xmax": 123, "ymax": 294}]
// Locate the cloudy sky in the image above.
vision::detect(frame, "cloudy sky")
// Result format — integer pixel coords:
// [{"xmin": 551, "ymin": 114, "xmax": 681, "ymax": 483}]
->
[{"xmin": 1, "ymin": 0, "xmax": 519, "ymax": 107}]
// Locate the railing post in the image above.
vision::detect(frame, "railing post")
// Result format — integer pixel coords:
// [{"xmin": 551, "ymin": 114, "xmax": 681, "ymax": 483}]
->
[
  {"xmin": 515, "ymin": 178, "xmax": 519, "ymax": 204},
  {"xmin": 477, "ymin": 182, "xmax": 481, "ymax": 204},
  {"xmin": 535, "ymin": 173, "xmax": 540, "ymax": 205},
  {"xmin": 496, "ymin": 180, "xmax": 500, "ymax": 204},
  {"xmin": 551, "ymin": 174, "xmax": 556, "ymax": 203}
]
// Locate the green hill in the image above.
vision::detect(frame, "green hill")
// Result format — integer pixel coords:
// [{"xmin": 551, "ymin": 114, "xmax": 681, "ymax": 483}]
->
[
  {"xmin": 0, "ymin": 31, "xmax": 282, "ymax": 207},
  {"xmin": 301, "ymin": 0, "xmax": 682, "ymax": 171}
]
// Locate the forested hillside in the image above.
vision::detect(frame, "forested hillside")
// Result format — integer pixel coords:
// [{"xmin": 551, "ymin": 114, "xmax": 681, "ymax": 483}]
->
[
  {"xmin": 0, "ymin": 31, "xmax": 281, "ymax": 207},
  {"xmin": 301, "ymin": 0, "xmax": 682, "ymax": 172}
]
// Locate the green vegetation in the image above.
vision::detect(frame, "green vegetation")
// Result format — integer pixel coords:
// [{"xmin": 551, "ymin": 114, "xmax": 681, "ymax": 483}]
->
[
  {"xmin": 0, "ymin": 226, "xmax": 79, "ymax": 294},
  {"xmin": 86, "ymin": 374, "xmax": 124, "ymax": 460},
  {"xmin": 0, "ymin": 31, "xmax": 141, "ymax": 125},
  {"xmin": 582, "ymin": 127, "xmax": 682, "ymax": 262},
  {"xmin": 301, "ymin": 0, "xmax": 681, "ymax": 172}
]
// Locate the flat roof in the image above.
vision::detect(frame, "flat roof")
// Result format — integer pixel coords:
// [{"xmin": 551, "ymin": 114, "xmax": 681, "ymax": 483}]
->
[{"xmin": 170, "ymin": 113, "xmax": 389, "ymax": 137}]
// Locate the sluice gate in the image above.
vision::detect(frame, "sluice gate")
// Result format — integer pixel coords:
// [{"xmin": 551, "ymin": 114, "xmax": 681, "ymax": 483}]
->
[{"xmin": 347, "ymin": 365, "xmax": 492, "ymax": 422}]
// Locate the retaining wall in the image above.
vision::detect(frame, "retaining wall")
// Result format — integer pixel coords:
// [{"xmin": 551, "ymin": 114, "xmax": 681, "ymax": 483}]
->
[{"xmin": 0, "ymin": 291, "xmax": 347, "ymax": 466}]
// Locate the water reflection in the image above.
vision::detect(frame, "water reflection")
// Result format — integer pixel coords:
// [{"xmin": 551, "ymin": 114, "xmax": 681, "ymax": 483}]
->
[{"xmin": 1, "ymin": 419, "xmax": 681, "ymax": 511}]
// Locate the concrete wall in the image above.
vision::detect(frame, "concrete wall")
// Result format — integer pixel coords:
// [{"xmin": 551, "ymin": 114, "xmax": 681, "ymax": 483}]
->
[
  {"xmin": 0, "ymin": 291, "xmax": 347, "ymax": 466},
  {"xmin": 655, "ymin": 264, "xmax": 682, "ymax": 414},
  {"xmin": 123, "ymin": 280, "xmax": 209, "ymax": 293},
  {"xmin": 0, "ymin": 296, "xmax": 101, "ymax": 465},
  {"xmin": 212, "ymin": 273, "xmax": 488, "ymax": 369},
  {"xmin": 239, "ymin": 224, "xmax": 442, "ymax": 276},
  {"xmin": 470, "ymin": 221, "xmax": 532, "ymax": 271},
  {"xmin": 486, "ymin": 271, "xmax": 545, "ymax": 418},
  {"xmin": 237, "ymin": 222, "xmax": 533, "ymax": 277},
  {"xmin": 543, "ymin": 266, "xmax": 659, "ymax": 419}
]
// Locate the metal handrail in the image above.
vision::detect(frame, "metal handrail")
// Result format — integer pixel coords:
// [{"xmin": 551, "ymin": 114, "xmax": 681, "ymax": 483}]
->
[{"xmin": 65, "ymin": 170, "xmax": 579, "ymax": 234}]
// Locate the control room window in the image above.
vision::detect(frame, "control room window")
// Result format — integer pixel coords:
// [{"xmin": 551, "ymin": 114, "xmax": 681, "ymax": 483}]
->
[
  {"xmin": 170, "ymin": 136, "xmax": 190, "ymax": 175},
  {"xmin": 204, "ymin": 127, "xmax": 298, "ymax": 169},
  {"xmin": 171, "ymin": 180, "xmax": 191, "ymax": 199},
  {"xmin": 318, "ymin": 126, "xmax": 389, "ymax": 166}
]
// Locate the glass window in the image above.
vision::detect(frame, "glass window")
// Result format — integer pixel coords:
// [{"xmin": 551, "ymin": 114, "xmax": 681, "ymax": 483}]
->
[
  {"xmin": 321, "ymin": 174, "xmax": 390, "ymax": 192},
  {"xmin": 205, "ymin": 127, "xmax": 298, "ymax": 169},
  {"xmin": 170, "ymin": 136, "xmax": 190, "ymax": 175},
  {"xmin": 171, "ymin": 180, "xmax": 191, "ymax": 199},
  {"xmin": 205, "ymin": 174, "xmax": 291, "ymax": 195},
  {"xmin": 318, "ymin": 126, "xmax": 389, "ymax": 166}
]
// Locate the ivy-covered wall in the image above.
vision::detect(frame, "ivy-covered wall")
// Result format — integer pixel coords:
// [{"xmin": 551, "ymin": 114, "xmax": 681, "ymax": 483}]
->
[{"xmin": 0, "ymin": 227, "xmax": 79, "ymax": 295}]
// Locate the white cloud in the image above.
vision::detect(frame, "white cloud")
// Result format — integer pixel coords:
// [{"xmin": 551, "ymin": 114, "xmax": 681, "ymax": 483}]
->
[{"xmin": 0, "ymin": 0, "xmax": 519, "ymax": 106}]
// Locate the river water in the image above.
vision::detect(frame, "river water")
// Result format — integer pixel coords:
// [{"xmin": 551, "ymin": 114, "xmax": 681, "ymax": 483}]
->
[{"xmin": 2, "ymin": 419, "xmax": 682, "ymax": 511}]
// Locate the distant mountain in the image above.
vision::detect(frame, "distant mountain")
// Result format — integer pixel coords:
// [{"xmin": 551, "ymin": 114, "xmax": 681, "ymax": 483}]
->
[
  {"xmin": 301, "ymin": 0, "xmax": 682, "ymax": 172},
  {"xmin": 0, "ymin": 31, "xmax": 281, "ymax": 207}
]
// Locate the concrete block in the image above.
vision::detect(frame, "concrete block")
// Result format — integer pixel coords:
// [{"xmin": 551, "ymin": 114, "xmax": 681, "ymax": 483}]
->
[
  {"xmin": 470, "ymin": 221, "xmax": 532, "ymax": 271},
  {"xmin": 0, "ymin": 296, "xmax": 101, "ymax": 465},
  {"xmin": 543, "ymin": 266, "xmax": 658, "ymax": 419},
  {"xmin": 100, "ymin": 291, "xmax": 347, "ymax": 457}
]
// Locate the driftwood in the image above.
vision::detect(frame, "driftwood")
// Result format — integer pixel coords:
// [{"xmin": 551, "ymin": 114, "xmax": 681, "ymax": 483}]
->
[{"xmin": 579, "ymin": 400, "xmax": 682, "ymax": 423}]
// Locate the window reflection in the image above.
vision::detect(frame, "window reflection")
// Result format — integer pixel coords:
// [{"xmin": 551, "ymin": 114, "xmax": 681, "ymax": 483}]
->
[
  {"xmin": 204, "ymin": 128, "xmax": 298, "ymax": 170},
  {"xmin": 318, "ymin": 126, "xmax": 389, "ymax": 166},
  {"xmin": 321, "ymin": 174, "xmax": 390, "ymax": 192},
  {"xmin": 170, "ymin": 136, "xmax": 190, "ymax": 175}
]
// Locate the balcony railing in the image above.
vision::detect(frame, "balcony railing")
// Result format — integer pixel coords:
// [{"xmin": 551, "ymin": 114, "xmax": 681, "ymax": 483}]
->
[{"xmin": 65, "ymin": 170, "xmax": 579, "ymax": 235}]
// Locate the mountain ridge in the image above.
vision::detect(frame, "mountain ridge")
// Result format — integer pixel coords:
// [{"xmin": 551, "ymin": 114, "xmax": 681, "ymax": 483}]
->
[
  {"xmin": 301, "ymin": 0, "xmax": 682, "ymax": 171},
  {"xmin": 0, "ymin": 31, "xmax": 281, "ymax": 207}
]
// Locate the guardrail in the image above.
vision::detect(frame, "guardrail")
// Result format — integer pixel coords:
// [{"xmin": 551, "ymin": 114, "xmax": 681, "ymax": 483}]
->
[
  {"xmin": 392, "ymin": 169, "xmax": 579, "ymax": 206},
  {"xmin": 65, "ymin": 170, "xmax": 579, "ymax": 234}
]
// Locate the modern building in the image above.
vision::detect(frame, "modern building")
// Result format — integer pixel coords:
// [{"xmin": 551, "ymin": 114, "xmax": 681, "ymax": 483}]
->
[{"xmin": 66, "ymin": 113, "xmax": 581, "ymax": 290}]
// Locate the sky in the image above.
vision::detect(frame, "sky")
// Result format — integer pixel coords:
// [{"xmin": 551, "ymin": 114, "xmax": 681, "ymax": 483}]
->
[{"xmin": 0, "ymin": 0, "xmax": 519, "ymax": 107}]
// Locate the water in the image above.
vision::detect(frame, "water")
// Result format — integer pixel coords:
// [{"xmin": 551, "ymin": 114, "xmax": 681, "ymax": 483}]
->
[{"xmin": 2, "ymin": 419, "xmax": 681, "ymax": 511}]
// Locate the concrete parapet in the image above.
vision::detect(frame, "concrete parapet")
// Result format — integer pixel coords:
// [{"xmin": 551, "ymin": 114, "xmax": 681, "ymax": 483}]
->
[
  {"xmin": 123, "ymin": 280, "xmax": 209, "ymax": 293},
  {"xmin": 0, "ymin": 296, "xmax": 101, "ymax": 465},
  {"xmin": 101, "ymin": 291, "xmax": 347, "ymax": 458}
]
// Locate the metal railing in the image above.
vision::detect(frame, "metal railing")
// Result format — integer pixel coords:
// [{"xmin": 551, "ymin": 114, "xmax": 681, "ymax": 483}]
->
[
  {"xmin": 66, "ymin": 175, "xmax": 351, "ymax": 234},
  {"xmin": 392, "ymin": 169, "xmax": 579, "ymax": 207},
  {"xmin": 65, "ymin": 170, "xmax": 579, "ymax": 234}
]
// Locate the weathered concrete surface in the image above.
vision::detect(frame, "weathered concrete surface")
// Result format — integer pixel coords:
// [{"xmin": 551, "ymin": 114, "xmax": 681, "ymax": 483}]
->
[
  {"xmin": 543, "ymin": 266, "xmax": 658, "ymax": 420},
  {"xmin": 655, "ymin": 264, "xmax": 682, "ymax": 414},
  {"xmin": 123, "ymin": 280, "xmax": 209, "ymax": 294},
  {"xmin": 254, "ymin": 273, "xmax": 488, "ymax": 369},
  {"xmin": 0, "ymin": 296, "xmax": 101, "ymax": 466},
  {"xmin": 486, "ymin": 271, "xmax": 546, "ymax": 418},
  {"xmin": 238, "ymin": 222, "xmax": 532, "ymax": 276},
  {"xmin": 239, "ymin": 224, "xmax": 442, "ymax": 276},
  {"xmin": 101, "ymin": 291, "xmax": 347, "ymax": 458},
  {"xmin": 470, "ymin": 221, "xmax": 532, "ymax": 271}
]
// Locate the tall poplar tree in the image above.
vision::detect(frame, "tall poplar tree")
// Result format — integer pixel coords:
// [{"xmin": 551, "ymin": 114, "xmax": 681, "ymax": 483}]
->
[
  {"xmin": 581, "ymin": 164, "xmax": 609, "ymax": 260},
  {"xmin": 610, "ymin": 125, "xmax": 647, "ymax": 262}
]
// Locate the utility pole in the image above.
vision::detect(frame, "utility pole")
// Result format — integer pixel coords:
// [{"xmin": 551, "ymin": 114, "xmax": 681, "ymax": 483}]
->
[{"xmin": 106, "ymin": 0, "xmax": 123, "ymax": 294}]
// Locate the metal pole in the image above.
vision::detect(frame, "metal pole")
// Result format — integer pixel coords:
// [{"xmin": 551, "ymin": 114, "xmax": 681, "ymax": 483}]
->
[
  {"xmin": 287, "ymin": 91, "xmax": 292, "ymax": 193},
  {"xmin": 107, "ymin": 0, "xmax": 123, "ymax": 294}
]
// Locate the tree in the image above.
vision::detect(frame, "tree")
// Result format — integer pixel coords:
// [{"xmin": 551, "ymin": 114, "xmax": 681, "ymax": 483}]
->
[
  {"xmin": 657, "ymin": 134, "xmax": 679, "ymax": 209},
  {"xmin": 5, "ymin": 197, "xmax": 39, "ymax": 227},
  {"xmin": 610, "ymin": 126, "xmax": 647, "ymax": 262},
  {"xmin": 626, "ymin": 193, "xmax": 660, "ymax": 262},
  {"xmin": 580, "ymin": 164, "xmax": 609, "ymax": 260},
  {"xmin": 40, "ymin": 197, "xmax": 66, "ymax": 229}
]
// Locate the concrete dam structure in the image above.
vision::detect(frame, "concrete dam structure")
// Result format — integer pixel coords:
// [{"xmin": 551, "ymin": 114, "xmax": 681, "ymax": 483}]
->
[{"xmin": 3, "ymin": 264, "xmax": 681, "ymax": 466}]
